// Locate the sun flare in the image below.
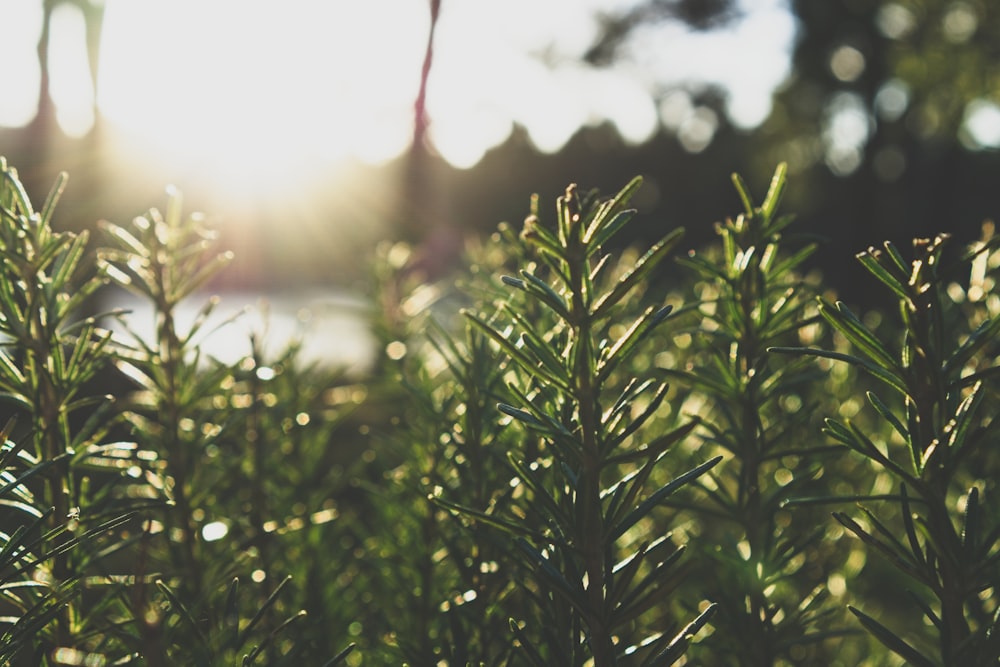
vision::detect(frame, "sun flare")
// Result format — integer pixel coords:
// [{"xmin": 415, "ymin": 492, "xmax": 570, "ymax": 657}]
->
[
  {"xmin": 97, "ymin": 0, "xmax": 428, "ymax": 196},
  {"xmin": 0, "ymin": 0, "xmax": 803, "ymax": 198}
]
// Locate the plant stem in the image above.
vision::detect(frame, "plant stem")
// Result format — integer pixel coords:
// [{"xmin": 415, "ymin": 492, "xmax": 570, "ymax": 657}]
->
[
  {"xmin": 157, "ymin": 301, "xmax": 200, "ymax": 597},
  {"xmin": 911, "ymin": 281, "xmax": 972, "ymax": 663},
  {"xmin": 568, "ymin": 238, "xmax": 613, "ymax": 665},
  {"xmin": 24, "ymin": 274, "xmax": 73, "ymax": 646}
]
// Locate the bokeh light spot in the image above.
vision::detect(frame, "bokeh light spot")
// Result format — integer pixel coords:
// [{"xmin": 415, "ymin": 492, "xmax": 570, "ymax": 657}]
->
[
  {"xmin": 961, "ymin": 99, "xmax": 1000, "ymax": 150},
  {"xmin": 873, "ymin": 145, "xmax": 907, "ymax": 181},
  {"xmin": 876, "ymin": 3, "xmax": 915, "ymax": 39},
  {"xmin": 677, "ymin": 107, "xmax": 718, "ymax": 153},
  {"xmin": 943, "ymin": 2, "xmax": 978, "ymax": 43},
  {"xmin": 202, "ymin": 521, "xmax": 229, "ymax": 542},
  {"xmin": 386, "ymin": 341, "xmax": 407, "ymax": 361},
  {"xmin": 874, "ymin": 79, "xmax": 910, "ymax": 121},
  {"xmin": 823, "ymin": 93, "xmax": 870, "ymax": 176},
  {"xmin": 829, "ymin": 45, "xmax": 865, "ymax": 83}
]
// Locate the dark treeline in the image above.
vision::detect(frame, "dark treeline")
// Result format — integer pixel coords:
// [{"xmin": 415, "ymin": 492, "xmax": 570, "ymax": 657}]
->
[{"xmin": 2, "ymin": 0, "xmax": 999, "ymax": 307}]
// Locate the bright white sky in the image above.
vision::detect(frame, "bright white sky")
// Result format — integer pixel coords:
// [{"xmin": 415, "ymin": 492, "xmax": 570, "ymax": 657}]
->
[{"xmin": 0, "ymin": 0, "xmax": 797, "ymax": 191}]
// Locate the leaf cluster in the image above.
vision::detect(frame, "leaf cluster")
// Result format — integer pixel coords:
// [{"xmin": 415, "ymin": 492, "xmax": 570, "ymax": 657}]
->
[
  {"xmin": 433, "ymin": 177, "xmax": 721, "ymax": 666},
  {"xmin": 776, "ymin": 231, "xmax": 1000, "ymax": 665}
]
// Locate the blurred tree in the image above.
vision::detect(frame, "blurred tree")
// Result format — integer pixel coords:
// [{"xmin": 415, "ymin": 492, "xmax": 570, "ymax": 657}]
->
[
  {"xmin": 581, "ymin": 0, "xmax": 1000, "ymax": 300},
  {"xmin": 582, "ymin": 0, "xmax": 741, "ymax": 65},
  {"xmin": 756, "ymin": 0, "xmax": 1000, "ymax": 286},
  {"xmin": 584, "ymin": 0, "xmax": 1000, "ymax": 164},
  {"xmin": 6, "ymin": 0, "xmax": 1000, "ymax": 302}
]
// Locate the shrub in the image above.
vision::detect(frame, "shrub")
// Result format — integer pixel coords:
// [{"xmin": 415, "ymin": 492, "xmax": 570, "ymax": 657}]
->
[
  {"xmin": 662, "ymin": 166, "xmax": 857, "ymax": 665},
  {"xmin": 0, "ymin": 154, "xmax": 996, "ymax": 666},
  {"xmin": 775, "ymin": 229, "xmax": 1000, "ymax": 665}
]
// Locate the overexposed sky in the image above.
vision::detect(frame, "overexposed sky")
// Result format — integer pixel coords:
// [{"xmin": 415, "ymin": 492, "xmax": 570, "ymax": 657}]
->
[{"xmin": 1, "ymin": 0, "xmax": 798, "ymax": 183}]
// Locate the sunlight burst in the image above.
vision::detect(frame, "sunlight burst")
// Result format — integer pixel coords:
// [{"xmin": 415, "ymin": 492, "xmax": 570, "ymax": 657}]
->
[
  {"xmin": 97, "ymin": 0, "xmax": 427, "ymax": 195},
  {"xmin": 0, "ymin": 0, "xmax": 801, "ymax": 195}
]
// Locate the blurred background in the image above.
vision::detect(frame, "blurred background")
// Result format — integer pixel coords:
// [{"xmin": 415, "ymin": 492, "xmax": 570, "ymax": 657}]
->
[{"xmin": 1, "ymin": 0, "xmax": 999, "ymax": 362}]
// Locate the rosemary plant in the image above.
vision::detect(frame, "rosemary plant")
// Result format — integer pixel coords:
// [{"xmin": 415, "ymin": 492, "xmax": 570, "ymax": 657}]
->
[
  {"xmin": 664, "ymin": 164, "xmax": 854, "ymax": 665},
  {"xmin": 388, "ymin": 304, "xmax": 540, "ymax": 662},
  {"xmin": 99, "ymin": 187, "xmax": 235, "ymax": 600},
  {"xmin": 3, "ymin": 150, "xmax": 999, "ymax": 665},
  {"xmin": 0, "ymin": 158, "xmax": 139, "ymax": 660},
  {"xmin": 0, "ymin": 417, "xmax": 128, "ymax": 664},
  {"xmin": 437, "ymin": 178, "xmax": 721, "ymax": 665},
  {"xmin": 100, "ymin": 189, "xmax": 353, "ymax": 664},
  {"xmin": 775, "ymin": 232, "xmax": 1000, "ymax": 665}
]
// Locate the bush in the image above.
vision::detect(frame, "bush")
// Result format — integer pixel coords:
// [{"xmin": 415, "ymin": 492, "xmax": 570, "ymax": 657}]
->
[{"xmin": 0, "ymin": 155, "xmax": 996, "ymax": 666}]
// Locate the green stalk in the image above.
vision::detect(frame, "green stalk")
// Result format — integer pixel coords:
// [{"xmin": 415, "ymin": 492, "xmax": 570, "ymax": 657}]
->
[
  {"xmin": 155, "ymin": 287, "xmax": 201, "ymax": 598},
  {"xmin": 912, "ymin": 298, "xmax": 970, "ymax": 663},
  {"xmin": 568, "ymin": 235, "xmax": 613, "ymax": 665},
  {"xmin": 20, "ymin": 236, "xmax": 73, "ymax": 647},
  {"xmin": 34, "ymin": 351, "xmax": 72, "ymax": 646}
]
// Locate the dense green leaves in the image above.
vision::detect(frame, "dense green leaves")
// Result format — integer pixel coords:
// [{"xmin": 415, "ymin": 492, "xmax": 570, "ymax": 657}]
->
[
  {"xmin": 0, "ymin": 160, "xmax": 354, "ymax": 664},
  {"xmin": 662, "ymin": 163, "xmax": 858, "ymax": 665},
  {"xmin": 0, "ymin": 157, "xmax": 140, "ymax": 662},
  {"xmin": 779, "ymin": 230, "xmax": 1000, "ymax": 665},
  {"xmin": 0, "ymin": 153, "xmax": 998, "ymax": 666},
  {"xmin": 443, "ymin": 177, "xmax": 718, "ymax": 665}
]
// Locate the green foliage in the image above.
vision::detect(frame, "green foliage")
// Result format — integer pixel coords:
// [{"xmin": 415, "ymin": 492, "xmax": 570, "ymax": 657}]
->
[
  {"xmin": 0, "ymin": 156, "xmax": 141, "ymax": 661},
  {"xmin": 0, "ymin": 417, "xmax": 125, "ymax": 665},
  {"xmin": 99, "ymin": 189, "xmax": 236, "ymax": 599},
  {"xmin": 660, "ymin": 164, "xmax": 858, "ymax": 665},
  {"xmin": 98, "ymin": 189, "xmax": 356, "ymax": 664},
  {"xmin": 0, "ymin": 153, "xmax": 997, "ymax": 667},
  {"xmin": 775, "ymin": 229, "xmax": 1000, "ymax": 665},
  {"xmin": 430, "ymin": 178, "xmax": 721, "ymax": 666},
  {"xmin": 0, "ymin": 161, "xmax": 355, "ymax": 664},
  {"xmin": 351, "ymin": 314, "xmax": 522, "ymax": 664}
]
